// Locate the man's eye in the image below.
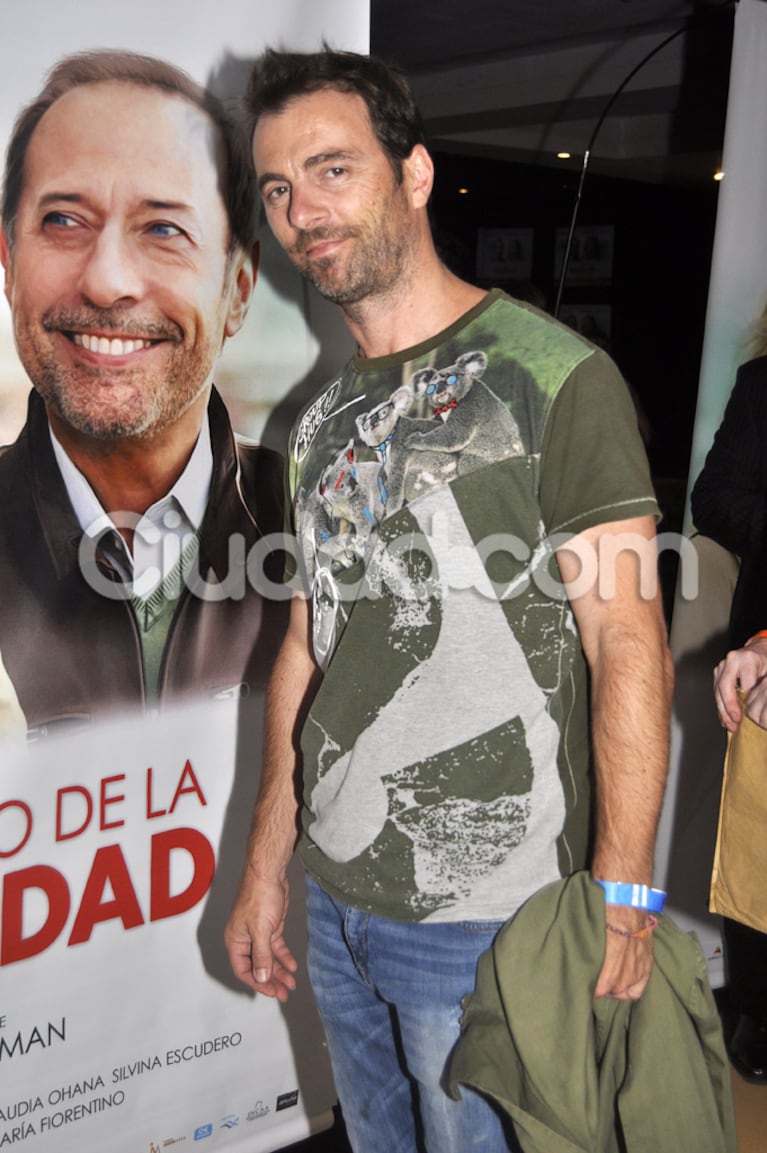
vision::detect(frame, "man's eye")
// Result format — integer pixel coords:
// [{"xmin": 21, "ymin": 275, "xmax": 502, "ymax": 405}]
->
[
  {"xmin": 147, "ymin": 222, "xmax": 183, "ymax": 238},
  {"xmin": 326, "ymin": 167, "xmax": 346, "ymax": 179},
  {"xmin": 264, "ymin": 185, "xmax": 288, "ymax": 205},
  {"xmin": 43, "ymin": 211, "xmax": 78, "ymax": 229}
]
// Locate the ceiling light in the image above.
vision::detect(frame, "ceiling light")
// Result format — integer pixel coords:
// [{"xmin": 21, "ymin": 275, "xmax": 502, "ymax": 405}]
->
[
  {"xmin": 713, "ymin": 169, "xmax": 724, "ymax": 182},
  {"xmin": 458, "ymin": 187, "xmax": 469, "ymax": 195},
  {"xmin": 557, "ymin": 152, "xmax": 571, "ymax": 160}
]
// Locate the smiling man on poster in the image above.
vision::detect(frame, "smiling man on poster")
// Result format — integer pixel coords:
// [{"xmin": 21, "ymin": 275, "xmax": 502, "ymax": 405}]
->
[{"xmin": 0, "ymin": 50, "xmax": 286, "ymax": 736}]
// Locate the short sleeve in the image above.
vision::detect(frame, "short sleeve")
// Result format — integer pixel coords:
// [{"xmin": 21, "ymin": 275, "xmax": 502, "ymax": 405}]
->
[{"xmin": 539, "ymin": 350, "xmax": 659, "ymax": 537}]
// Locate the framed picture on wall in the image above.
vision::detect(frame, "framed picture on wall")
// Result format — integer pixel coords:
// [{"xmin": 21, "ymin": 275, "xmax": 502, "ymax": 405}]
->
[
  {"xmin": 554, "ymin": 225, "xmax": 614, "ymax": 284},
  {"xmin": 476, "ymin": 227, "xmax": 534, "ymax": 280}
]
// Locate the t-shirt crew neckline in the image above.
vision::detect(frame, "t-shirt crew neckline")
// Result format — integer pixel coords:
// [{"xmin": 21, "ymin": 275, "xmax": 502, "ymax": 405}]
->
[{"xmin": 351, "ymin": 288, "xmax": 502, "ymax": 373}]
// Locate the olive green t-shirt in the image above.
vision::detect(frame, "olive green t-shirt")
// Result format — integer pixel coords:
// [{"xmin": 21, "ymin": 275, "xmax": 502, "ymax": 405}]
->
[{"xmin": 286, "ymin": 290, "xmax": 658, "ymax": 922}]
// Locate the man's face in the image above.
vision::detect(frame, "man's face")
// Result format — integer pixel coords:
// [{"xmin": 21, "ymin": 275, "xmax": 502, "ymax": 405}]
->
[
  {"xmin": 0, "ymin": 81, "xmax": 252, "ymax": 442},
  {"xmin": 253, "ymin": 88, "xmax": 420, "ymax": 307}
]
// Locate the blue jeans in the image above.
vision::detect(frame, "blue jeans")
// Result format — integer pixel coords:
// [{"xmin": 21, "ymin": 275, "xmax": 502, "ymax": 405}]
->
[{"xmin": 305, "ymin": 875, "xmax": 520, "ymax": 1153}]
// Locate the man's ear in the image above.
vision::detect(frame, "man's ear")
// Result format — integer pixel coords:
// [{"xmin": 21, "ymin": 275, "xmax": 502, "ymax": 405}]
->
[
  {"xmin": 224, "ymin": 242, "xmax": 258, "ymax": 339},
  {"xmin": 403, "ymin": 144, "xmax": 434, "ymax": 210},
  {"xmin": 0, "ymin": 229, "xmax": 13, "ymax": 307}
]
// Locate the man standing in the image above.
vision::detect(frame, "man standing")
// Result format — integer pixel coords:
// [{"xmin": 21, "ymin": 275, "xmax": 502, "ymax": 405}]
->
[
  {"xmin": 0, "ymin": 51, "xmax": 285, "ymax": 735},
  {"xmin": 226, "ymin": 48, "xmax": 673, "ymax": 1152}
]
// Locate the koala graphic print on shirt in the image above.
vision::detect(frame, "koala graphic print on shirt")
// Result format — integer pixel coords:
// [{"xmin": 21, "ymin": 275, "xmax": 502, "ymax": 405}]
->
[{"xmin": 286, "ymin": 290, "xmax": 658, "ymax": 924}]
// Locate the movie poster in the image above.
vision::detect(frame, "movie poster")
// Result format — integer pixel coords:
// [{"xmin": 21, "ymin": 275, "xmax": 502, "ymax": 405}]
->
[{"xmin": 0, "ymin": 2, "xmax": 368, "ymax": 1150}]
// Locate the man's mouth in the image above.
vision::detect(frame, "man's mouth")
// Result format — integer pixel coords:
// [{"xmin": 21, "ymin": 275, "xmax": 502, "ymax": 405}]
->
[
  {"xmin": 70, "ymin": 333, "xmax": 155, "ymax": 357},
  {"xmin": 304, "ymin": 240, "xmax": 342, "ymax": 262},
  {"xmin": 296, "ymin": 229, "xmax": 355, "ymax": 261}
]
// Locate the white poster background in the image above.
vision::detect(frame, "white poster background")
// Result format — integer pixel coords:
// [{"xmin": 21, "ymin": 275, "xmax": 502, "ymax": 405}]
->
[
  {"xmin": 0, "ymin": 1, "xmax": 369, "ymax": 1149},
  {"xmin": 656, "ymin": 0, "xmax": 767, "ymax": 981},
  {"xmin": 1, "ymin": 704, "xmax": 334, "ymax": 1153}
]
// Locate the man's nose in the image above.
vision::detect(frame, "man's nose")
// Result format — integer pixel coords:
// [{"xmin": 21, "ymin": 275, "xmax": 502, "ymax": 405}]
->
[
  {"xmin": 287, "ymin": 183, "xmax": 328, "ymax": 232},
  {"xmin": 78, "ymin": 227, "xmax": 143, "ymax": 307}
]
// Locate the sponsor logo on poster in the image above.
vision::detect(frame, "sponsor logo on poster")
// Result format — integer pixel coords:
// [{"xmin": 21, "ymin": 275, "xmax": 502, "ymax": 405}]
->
[
  {"xmin": 193, "ymin": 1124, "xmax": 212, "ymax": 1141},
  {"xmin": 276, "ymin": 1091, "xmax": 299, "ymax": 1112},
  {"xmin": 246, "ymin": 1101, "xmax": 270, "ymax": 1122}
]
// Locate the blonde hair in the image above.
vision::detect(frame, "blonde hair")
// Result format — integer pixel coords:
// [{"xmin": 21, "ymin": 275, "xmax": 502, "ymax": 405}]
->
[{"xmin": 748, "ymin": 298, "xmax": 767, "ymax": 360}]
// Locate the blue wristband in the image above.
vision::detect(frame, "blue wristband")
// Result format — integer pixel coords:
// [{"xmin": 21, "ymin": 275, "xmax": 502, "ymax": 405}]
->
[{"xmin": 595, "ymin": 880, "xmax": 666, "ymax": 912}]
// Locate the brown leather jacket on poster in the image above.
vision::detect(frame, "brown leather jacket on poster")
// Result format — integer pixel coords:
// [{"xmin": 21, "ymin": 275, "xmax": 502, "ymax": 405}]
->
[{"xmin": 0, "ymin": 388, "xmax": 288, "ymax": 738}]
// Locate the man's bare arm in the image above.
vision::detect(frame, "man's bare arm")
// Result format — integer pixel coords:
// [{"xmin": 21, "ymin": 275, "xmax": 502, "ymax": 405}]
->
[
  {"xmin": 225, "ymin": 595, "xmax": 320, "ymax": 1000},
  {"xmin": 557, "ymin": 515, "xmax": 673, "ymax": 1000}
]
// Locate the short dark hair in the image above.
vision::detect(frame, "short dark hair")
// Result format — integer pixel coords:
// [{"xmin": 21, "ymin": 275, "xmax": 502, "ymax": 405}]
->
[
  {"xmin": 244, "ymin": 46, "xmax": 426, "ymax": 180},
  {"xmin": 1, "ymin": 49, "xmax": 256, "ymax": 252}
]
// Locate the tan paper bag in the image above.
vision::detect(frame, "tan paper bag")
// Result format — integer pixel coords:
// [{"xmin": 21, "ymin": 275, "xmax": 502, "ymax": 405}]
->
[{"xmin": 710, "ymin": 703, "xmax": 767, "ymax": 932}]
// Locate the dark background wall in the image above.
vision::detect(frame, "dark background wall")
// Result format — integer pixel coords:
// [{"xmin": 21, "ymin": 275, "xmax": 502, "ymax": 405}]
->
[{"xmin": 429, "ymin": 153, "xmax": 720, "ymax": 490}]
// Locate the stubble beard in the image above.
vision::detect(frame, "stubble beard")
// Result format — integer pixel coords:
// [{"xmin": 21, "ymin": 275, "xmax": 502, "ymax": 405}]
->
[
  {"xmin": 21, "ymin": 311, "xmax": 211, "ymax": 441},
  {"xmin": 33, "ymin": 356, "xmax": 205, "ymax": 441},
  {"xmin": 301, "ymin": 233, "xmax": 411, "ymax": 307},
  {"xmin": 291, "ymin": 191, "xmax": 414, "ymax": 309}
]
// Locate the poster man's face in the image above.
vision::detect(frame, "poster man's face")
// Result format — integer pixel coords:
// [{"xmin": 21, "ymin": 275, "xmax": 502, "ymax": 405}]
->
[
  {"xmin": 253, "ymin": 87, "xmax": 417, "ymax": 307},
  {"xmin": 0, "ymin": 81, "xmax": 251, "ymax": 442}
]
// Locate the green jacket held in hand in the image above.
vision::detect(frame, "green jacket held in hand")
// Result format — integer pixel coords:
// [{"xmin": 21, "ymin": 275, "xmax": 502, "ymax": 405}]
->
[{"xmin": 449, "ymin": 871, "xmax": 736, "ymax": 1153}]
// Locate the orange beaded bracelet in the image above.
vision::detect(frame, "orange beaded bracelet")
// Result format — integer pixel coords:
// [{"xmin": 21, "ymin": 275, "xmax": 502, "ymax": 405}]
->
[{"xmin": 605, "ymin": 914, "xmax": 658, "ymax": 940}]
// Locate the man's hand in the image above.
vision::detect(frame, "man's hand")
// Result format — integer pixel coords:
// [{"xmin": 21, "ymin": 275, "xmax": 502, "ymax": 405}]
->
[
  {"xmin": 595, "ymin": 905, "xmax": 654, "ymax": 1000},
  {"xmin": 714, "ymin": 637, "xmax": 767, "ymax": 732},
  {"xmin": 224, "ymin": 871, "xmax": 298, "ymax": 1001},
  {"xmin": 224, "ymin": 595, "xmax": 318, "ymax": 1001}
]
